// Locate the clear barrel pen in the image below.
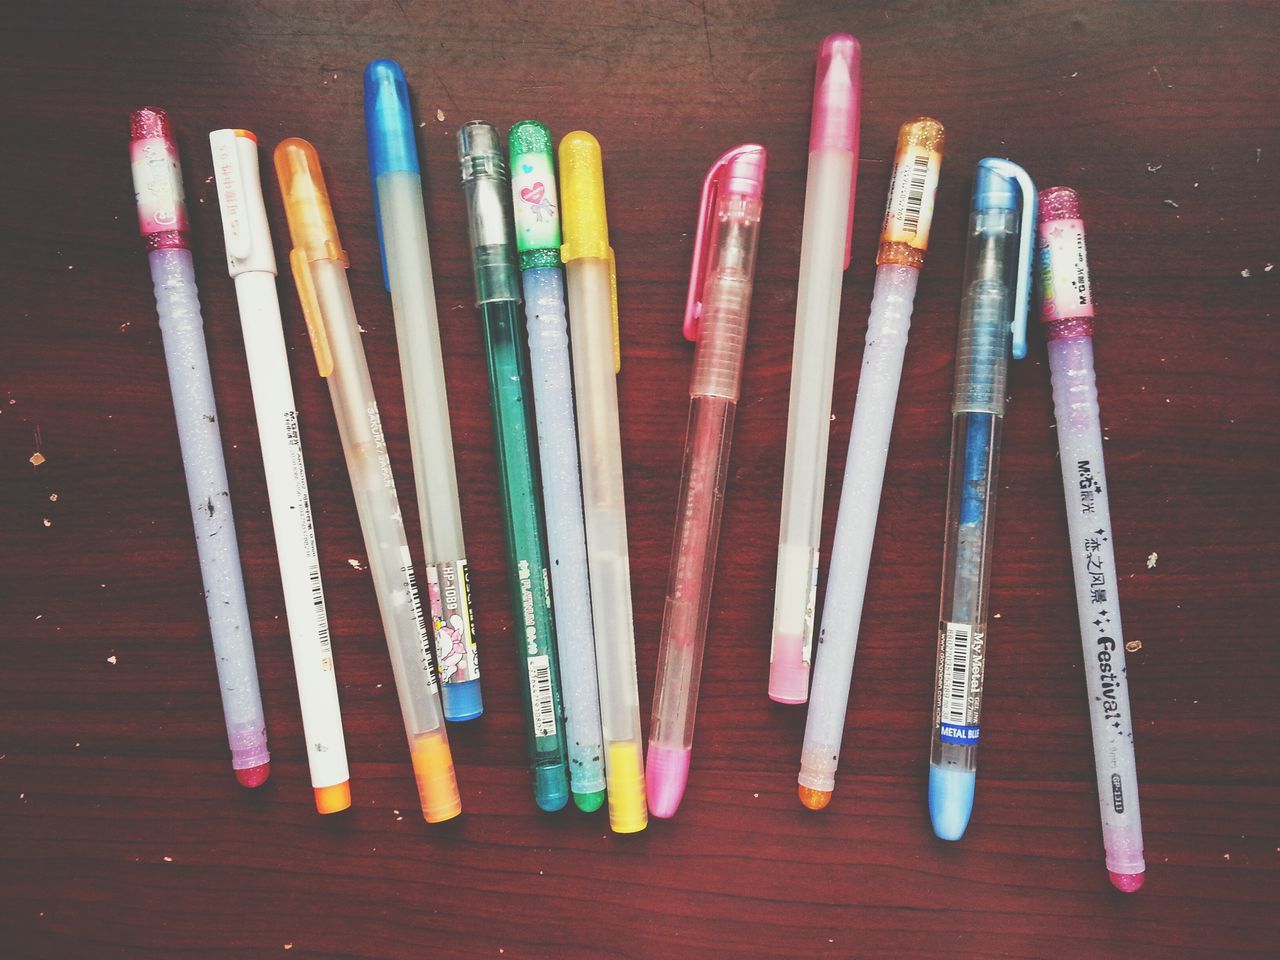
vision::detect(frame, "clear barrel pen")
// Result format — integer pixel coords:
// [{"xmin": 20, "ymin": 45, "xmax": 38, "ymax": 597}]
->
[
  {"xmin": 1038, "ymin": 186, "xmax": 1145, "ymax": 892},
  {"xmin": 647, "ymin": 145, "xmax": 766, "ymax": 818},
  {"xmin": 209, "ymin": 127, "xmax": 350, "ymax": 813},
  {"xmin": 559, "ymin": 130, "xmax": 648, "ymax": 833},
  {"xmin": 800, "ymin": 119, "xmax": 944, "ymax": 811},
  {"xmin": 364, "ymin": 60, "xmax": 481, "ymax": 722},
  {"xmin": 509, "ymin": 120, "xmax": 607, "ymax": 813},
  {"xmin": 457, "ymin": 122, "xmax": 570, "ymax": 813},
  {"xmin": 928, "ymin": 157, "xmax": 1036, "ymax": 841},
  {"xmin": 769, "ymin": 34, "xmax": 861, "ymax": 703},
  {"xmin": 129, "ymin": 107, "xmax": 269, "ymax": 788},
  {"xmin": 275, "ymin": 138, "xmax": 460, "ymax": 823}
]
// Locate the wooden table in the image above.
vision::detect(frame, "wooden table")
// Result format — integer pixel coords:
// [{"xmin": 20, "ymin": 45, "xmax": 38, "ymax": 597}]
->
[{"xmin": 2, "ymin": 2, "xmax": 1276, "ymax": 957}]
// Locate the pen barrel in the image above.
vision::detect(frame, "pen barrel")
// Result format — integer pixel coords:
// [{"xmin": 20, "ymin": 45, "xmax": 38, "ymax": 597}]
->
[
  {"xmin": 480, "ymin": 298, "xmax": 570, "ymax": 794},
  {"xmin": 234, "ymin": 270, "xmax": 347, "ymax": 788},
  {"xmin": 801, "ymin": 263, "xmax": 918, "ymax": 793},
  {"xmin": 1048, "ymin": 336, "xmax": 1144, "ymax": 876},
  {"xmin": 310, "ymin": 257, "xmax": 457, "ymax": 819},
  {"xmin": 770, "ymin": 148, "xmax": 853, "ymax": 698},
  {"xmin": 150, "ymin": 248, "xmax": 268, "ymax": 771},
  {"xmin": 651, "ymin": 395, "xmax": 736, "ymax": 753},
  {"xmin": 521, "ymin": 266, "xmax": 605, "ymax": 797}
]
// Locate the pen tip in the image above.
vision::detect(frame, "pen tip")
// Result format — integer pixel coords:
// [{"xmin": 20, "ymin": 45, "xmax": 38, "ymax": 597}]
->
[
  {"xmin": 235, "ymin": 761, "xmax": 270, "ymax": 788},
  {"xmin": 798, "ymin": 785, "xmax": 831, "ymax": 810},
  {"xmin": 1109, "ymin": 871, "xmax": 1145, "ymax": 894}
]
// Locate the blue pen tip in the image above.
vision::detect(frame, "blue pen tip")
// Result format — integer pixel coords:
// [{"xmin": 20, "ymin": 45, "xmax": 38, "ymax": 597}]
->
[
  {"xmin": 928, "ymin": 764, "xmax": 976, "ymax": 841},
  {"xmin": 534, "ymin": 764, "xmax": 570, "ymax": 812},
  {"xmin": 440, "ymin": 679, "xmax": 483, "ymax": 722}
]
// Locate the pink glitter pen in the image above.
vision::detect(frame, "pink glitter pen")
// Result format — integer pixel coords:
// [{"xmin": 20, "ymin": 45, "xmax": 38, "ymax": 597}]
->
[
  {"xmin": 647, "ymin": 145, "xmax": 765, "ymax": 817},
  {"xmin": 1039, "ymin": 186, "xmax": 1145, "ymax": 892}
]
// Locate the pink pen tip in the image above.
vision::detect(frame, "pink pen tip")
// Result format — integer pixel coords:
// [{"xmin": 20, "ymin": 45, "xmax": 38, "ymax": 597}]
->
[
  {"xmin": 1109, "ymin": 871, "xmax": 1145, "ymax": 894},
  {"xmin": 1039, "ymin": 185, "xmax": 1081, "ymax": 221},
  {"xmin": 129, "ymin": 106, "xmax": 174, "ymax": 146},
  {"xmin": 811, "ymin": 34, "xmax": 861, "ymax": 154},
  {"xmin": 235, "ymin": 761, "xmax": 270, "ymax": 788},
  {"xmin": 645, "ymin": 745, "xmax": 691, "ymax": 818},
  {"xmin": 769, "ymin": 635, "xmax": 810, "ymax": 703}
]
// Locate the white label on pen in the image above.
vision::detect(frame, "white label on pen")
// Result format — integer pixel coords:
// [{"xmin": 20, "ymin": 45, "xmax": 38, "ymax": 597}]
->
[
  {"xmin": 936, "ymin": 620, "xmax": 984, "ymax": 745},
  {"xmin": 285, "ymin": 409, "xmax": 333, "ymax": 666},
  {"xmin": 401, "ymin": 545, "xmax": 436, "ymax": 688},
  {"xmin": 527, "ymin": 654, "xmax": 557, "ymax": 739},
  {"xmin": 882, "ymin": 144, "xmax": 940, "ymax": 250}
]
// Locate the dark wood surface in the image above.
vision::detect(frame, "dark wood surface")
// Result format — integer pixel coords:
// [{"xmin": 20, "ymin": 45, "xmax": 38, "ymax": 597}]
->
[{"xmin": 2, "ymin": 2, "xmax": 1277, "ymax": 957}]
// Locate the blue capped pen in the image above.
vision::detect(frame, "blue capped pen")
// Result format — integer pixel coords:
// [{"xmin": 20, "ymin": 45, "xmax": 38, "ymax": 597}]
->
[
  {"xmin": 363, "ymin": 59, "xmax": 482, "ymax": 721},
  {"xmin": 928, "ymin": 158, "xmax": 1036, "ymax": 841}
]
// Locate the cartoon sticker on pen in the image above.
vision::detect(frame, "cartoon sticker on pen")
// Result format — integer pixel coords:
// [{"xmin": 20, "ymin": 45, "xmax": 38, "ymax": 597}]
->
[
  {"xmin": 511, "ymin": 152, "xmax": 561, "ymax": 253},
  {"xmin": 426, "ymin": 559, "xmax": 479, "ymax": 684}
]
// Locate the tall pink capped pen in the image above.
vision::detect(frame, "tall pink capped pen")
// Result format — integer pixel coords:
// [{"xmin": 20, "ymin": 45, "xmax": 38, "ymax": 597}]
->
[
  {"xmin": 647, "ymin": 145, "xmax": 766, "ymax": 817},
  {"xmin": 769, "ymin": 34, "xmax": 861, "ymax": 703}
]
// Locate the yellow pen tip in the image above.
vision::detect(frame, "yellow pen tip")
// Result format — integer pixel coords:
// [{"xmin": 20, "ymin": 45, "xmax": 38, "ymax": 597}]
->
[
  {"xmin": 558, "ymin": 130, "xmax": 610, "ymax": 263},
  {"xmin": 799, "ymin": 785, "xmax": 832, "ymax": 811},
  {"xmin": 411, "ymin": 730, "xmax": 461, "ymax": 823},
  {"xmin": 605, "ymin": 741, "xmax": 648, "ymax": 833},
  {"xmin": 314, "ymin": 780, "xmax": 351, "ymax": 815}
]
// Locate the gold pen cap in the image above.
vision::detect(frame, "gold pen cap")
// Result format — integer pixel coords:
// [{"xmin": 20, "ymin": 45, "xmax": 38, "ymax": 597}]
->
[{"xmin": 558, "ymin": 131, "xmax": 610, "ymax": 263}]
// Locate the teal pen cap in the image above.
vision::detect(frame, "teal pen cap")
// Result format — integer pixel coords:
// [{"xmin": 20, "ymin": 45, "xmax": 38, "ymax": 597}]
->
[
  {"xmin": 364, "ymin": 58, "xmax": 421, "ymax": 290},
  {"xmin": 973, "ymin": 158, "xmax": 1037, "ymax": 360},
  {"xmin": 508, "ymin": 121, "xmax": 562, "ymax": 271}
]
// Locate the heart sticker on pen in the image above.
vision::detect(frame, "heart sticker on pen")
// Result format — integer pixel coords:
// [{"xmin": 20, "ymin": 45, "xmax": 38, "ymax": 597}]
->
[{"xmin": 520, "ymin": 182, "xmax": 545, "ymax": 205}]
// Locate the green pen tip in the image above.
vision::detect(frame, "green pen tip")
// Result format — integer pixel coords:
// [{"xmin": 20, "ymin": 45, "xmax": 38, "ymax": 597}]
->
[
  {"xmin": 573, "ymin": 789, "xmax": 606, "ymax": 813},
  {"xmin": 508, "ymin": 119, "xmax": 552, "ymax": 156}
]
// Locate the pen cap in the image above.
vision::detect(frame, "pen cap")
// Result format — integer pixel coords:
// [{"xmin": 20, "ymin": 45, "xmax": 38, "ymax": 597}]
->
[
  {"xmin": 684, "ymin": 144, "xmax": 766, "ymax": 341},
  {"xmin": 1037, "ymin": 186, "xmax": 1096, "ymax": 339},
  {"xmin": 364, "ymin": 58, "xmax": 421, "ymax": 290},
  {"xmin": 973, "ymin": 158, "xmax": 1037, "ymax": 359},
  {"xmin": 811, "ymin": 34, "xmax": 860, "ymax": 269},
  {"xmin": 274, "ymin": 138, "xmax": 346, "ymax": 265},
  {"xmin": 129, "ymin": 107, "xmax": 189, "ymax": 251},
  {"xmin": 877, "ymin": 118, "xmax": 944, "ymax": 269},
  {"xmin": 457, "ymin": 121, "xmax": 521, "ymax": 303},
  {"xmin": 209, "ymin": 128, "xmax": 277, "ymax": 276},
  {"xmin": 558, "ymin": 131, "xmax": 620, "ymax": 371},
  {"xmin": 509, "ymin": 120, "xmax": 561, "ymax": 270}
]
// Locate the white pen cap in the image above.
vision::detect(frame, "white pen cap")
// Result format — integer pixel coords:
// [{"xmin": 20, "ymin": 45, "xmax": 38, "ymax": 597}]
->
[{"xmin": 209, "ymin": 128, "xmax": 277, "ymax": 276}]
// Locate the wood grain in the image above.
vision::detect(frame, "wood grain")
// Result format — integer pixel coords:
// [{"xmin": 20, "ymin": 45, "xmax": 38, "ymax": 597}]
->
[{"xmin": 1, "ymin": 1, "xmax": 1277, "ymax": 957}]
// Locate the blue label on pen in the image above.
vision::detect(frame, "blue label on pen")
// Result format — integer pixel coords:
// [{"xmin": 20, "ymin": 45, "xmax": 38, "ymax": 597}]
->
[{"xmin": 939, "ymin": 723, "xmax": 980, "ymax": 745}]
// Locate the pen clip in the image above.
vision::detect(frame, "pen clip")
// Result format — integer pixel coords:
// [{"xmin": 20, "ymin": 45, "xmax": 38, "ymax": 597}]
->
[
  {"xmin": 609, "ymin": 246, "xmax": 620, "ymax": 373},
  {"xmin": 978, "ymin": 158, "xmax": 1037, "ymax": 360},
  {"xmin": 289, "ymin": 248, "xmax": 334, "ymax": 376},
  {"xmin": 843, "ymin": 171, "xmax": 855, "ymax": 271},
  {"xmin": 209, "ymin": 129, "xmax": 253, "ymax": 262}
]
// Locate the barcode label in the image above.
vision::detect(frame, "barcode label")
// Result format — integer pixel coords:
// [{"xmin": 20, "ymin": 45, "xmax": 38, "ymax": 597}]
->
[
  {"xmin": 936, "ymin": 620, "xmax": 983, "ymax": 745},
  {"xmin": 883, "ymin": 145, "xmax": 940, "ymax": 250},
  {"xmin": 400, "ymin": 545, "xmax": 436, "ymax": 689},
  {"xmin": 527, "ymin": 654, "xmax": 557, "ymax": 739},
  {"xmin": 285, "ymin": 410, "xmax": 332, "ymax": 662}
]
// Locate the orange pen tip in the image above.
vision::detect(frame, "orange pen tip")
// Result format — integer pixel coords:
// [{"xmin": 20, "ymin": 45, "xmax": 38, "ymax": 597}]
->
[
  {"xmin": 314, "ymin": 781, "xmax": 351, "ymax": 814},
  {"xmin": 799, "ymin": 785, "xmax": 831, "ymax": 810},
  {"xmin": 411, "ymin": 733, "xmax": 461, "ymax": 823}
]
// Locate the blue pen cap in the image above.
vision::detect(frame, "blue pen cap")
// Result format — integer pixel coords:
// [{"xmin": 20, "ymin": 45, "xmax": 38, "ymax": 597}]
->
[
  {"xmin": 441, "ymin": 678, "xmax": 483, "ymax": 722},
  {"xmin": 972, "ymin": 158, "xmax": 1037, "ymax": 359},
  {"xmin": 364, "ymin": 58, "xmax": 422, "ymax": 289}
]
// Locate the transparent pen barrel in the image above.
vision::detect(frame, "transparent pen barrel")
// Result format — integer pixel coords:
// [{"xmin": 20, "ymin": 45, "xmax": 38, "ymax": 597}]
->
[
  {"xmin": 1049, "ymin": 335, "xmax": 1144, "ymax": 875},
  {"xmin": 651, "ymin": 397, "xmax": 735, "ymax": 751}
]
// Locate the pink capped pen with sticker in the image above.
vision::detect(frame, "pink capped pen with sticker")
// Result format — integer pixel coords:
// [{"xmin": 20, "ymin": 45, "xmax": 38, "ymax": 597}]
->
[
  {"xmin": 648, "ymin": 145, "xmax": 765, "ymax": 817},
  {"xmin": 769, "ymin": 34, "xmax": 861, "ymax": 703},
  {"xmin": 1039, "ymin": 186, "xmax": 1146, "ymax": 892}
]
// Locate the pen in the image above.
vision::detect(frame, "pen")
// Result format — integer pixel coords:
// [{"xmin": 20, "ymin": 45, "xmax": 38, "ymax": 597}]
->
[
  {"xmin": 209, "ymin": 127, "xmax": 350, "ymax": 813},
  {"xmin": 769, "ymin": 34, "xmax": 861, "ymax": 704},
  {"xmin": 275, "ymin": 137, "xmax": 460, "ymax": 823},
  {"xmin": 129, "ymin": 107, "xmax": 269, "ymax": 787},
  {"xmin": 457, "ymin": 121, "xmax": 570, "ymax": 812},
  {"xmin": 1038, "ymin": 186, "xmax": 1145, "ymax": 892},
  {"xmin": 928, "ymin": 157, "xmax": 1036, "ymax": 841},
  {"xmin": 799, "ymin": 119, "xmax": 944, "ymax": 811},
  {"xmin": 509, "ymin": 120, "xmax": 606, "ymax": 813},
  {"xmin": 647, "ymin": 145, "xmax": 766, "ymax": 818},
  {"xmin": 364, "ymin": 60, "xmax": 482, "ymax": 722},
  {"xmin": 559, "ymin": 130, "xmax": 648, "ymax": 832}
]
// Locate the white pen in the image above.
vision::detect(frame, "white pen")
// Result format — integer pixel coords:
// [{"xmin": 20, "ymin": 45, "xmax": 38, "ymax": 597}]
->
[{"xmin": 209, "ymin": 127, "xmax": 351, "ymax": 814}]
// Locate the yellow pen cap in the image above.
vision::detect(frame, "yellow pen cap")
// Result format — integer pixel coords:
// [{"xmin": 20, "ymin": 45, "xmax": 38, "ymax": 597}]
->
[
  {"xmin": 273, "ymin": 138, "xmax": 347, "ymax": 266},
  {"xmin": 606, "ymin": 740, "xmax": 648, "ymax": 833},
  {"xmin": 558, "ymin": 131, "xmax": 610, "ymax": 263},
  {"xmin": 410, "ymin": 729, "xmax": 461, "ymax": 823}
]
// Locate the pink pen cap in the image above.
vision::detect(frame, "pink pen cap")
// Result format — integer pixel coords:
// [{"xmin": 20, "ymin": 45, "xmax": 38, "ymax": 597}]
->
[
  {"xmin": 129, "ymin": 107, "xmax": 190, "ymax": 252},
  {"xmin": 809, "ymin": 34, "xmax": 861, "ymax": 268},
  {"xmin": 1037, "ymin": 186, "xmax": 1096, "ymax": 341},
  {"xmin": 683, "ymin": 144, "xmax": 766, "ymax": 341}
]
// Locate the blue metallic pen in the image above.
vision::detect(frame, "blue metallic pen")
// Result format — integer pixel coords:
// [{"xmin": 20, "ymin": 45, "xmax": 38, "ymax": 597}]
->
[
  {"xmin": 364, "ymin": 59, "xmax": 482, "ymax": 721},
  {"xmin": 928, "ymin": 158, "xmax": 1036, "ymax": 841}
]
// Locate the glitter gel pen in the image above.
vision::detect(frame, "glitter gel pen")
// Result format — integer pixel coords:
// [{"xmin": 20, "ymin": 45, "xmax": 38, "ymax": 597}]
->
[
  {"xmin": 647, "ymin": 145, "xmax": 766, "ymax": 818},
  {"xmin": 928, "ymin": 158, "xmax": 1036, "ymax": 841},
  {"xmin": 129, "ymin": 107, "xmax": 270, "ymax": 788},
  {"xmin": 1038, "ymin": 186, "xmax": 1145, "ymax": 892}
]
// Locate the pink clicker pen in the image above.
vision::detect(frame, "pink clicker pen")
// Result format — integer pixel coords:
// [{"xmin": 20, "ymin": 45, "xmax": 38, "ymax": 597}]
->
[
  {"xmin": 1039, "ymin": 186, "xmax": 1146, "ymax": 893},
  {"xmin": 647, "ymin": 145, "xmax": 766, "ymax": 817}
]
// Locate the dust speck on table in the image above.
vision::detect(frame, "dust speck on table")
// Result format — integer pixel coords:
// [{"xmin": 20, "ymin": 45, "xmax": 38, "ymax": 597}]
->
[
  {"xmin": 1146, "ymin": 552, "xmax": 1158, "ymax": 569},
  {"xmin": 29, "ymin": 451, "xmax": 46, "ymax": 466},
  {"xmin": 1125, "ymin": 640, "xmax": 1142, "ymax": 653},
  {"xmin": 107, "ymin": 655, "xmax": 118, "ymax": 665},
  {"xmin": 347, "ymin": 558, "xmax": 365, "ymax": 571}
]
